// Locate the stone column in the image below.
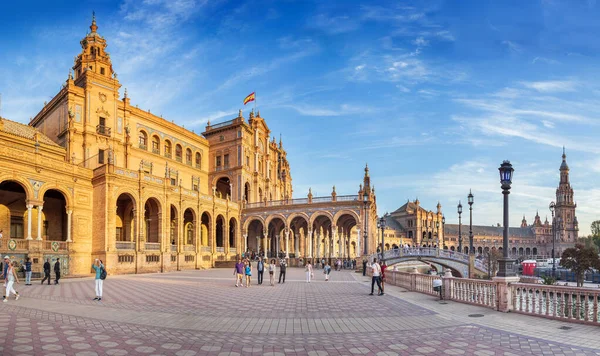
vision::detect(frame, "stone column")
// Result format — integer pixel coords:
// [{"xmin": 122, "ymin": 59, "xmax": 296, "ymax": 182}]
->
[
  {"xmin": 243, "ymin": 234, "xmax": 248, "ymax": 252},
  {"xmin": 356, "ymin": 228, "xmax": 361, "ymax": 258},
  {"xmin": 36, "ymin": 205, "xmax": 43, "ymax": 240},
  {"xmin": 275, "ymin": 235, "xmax": 279, "ymax": 258},
  {"xmin": 316, "ymin": 231, "xmax": 321, "ymax": 259},
  {"xmin": 308, "ymin": 229, "xmax": 313, "ymax": 258},
  {"xmin": 285, "ymin": 229, "xmax": 290, "ymax": 258},
  {"xmin": 294, "ymin": 229, "xmax": 300, "ymax": 257},
  {"xmin": 66, "ymin": 209, "xmax": 73, "ymax": 242},
  {"xmin": 263, "ymin": 233, "xmax": 268, "ymax": 257},
  {"xmin": 26, "ymin": 204, "xmax": 33, "ymax": 240}
]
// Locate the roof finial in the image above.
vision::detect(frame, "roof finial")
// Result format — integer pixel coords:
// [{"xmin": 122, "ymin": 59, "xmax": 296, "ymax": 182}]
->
[
  {"xmin": 124, "ymin": 88, "xmax": 128, "ymax": 98},
  {"xmin": 562, "ymin": 146, "xmax": 566, "ymax": 160},
  {"xmin": 279, "ymin": 133, "xmax": 282, "ymax": 148},
  {"xmin": 364, "ymin": 163, "xmax": 369, "ymax": 176},
  {"xmin": 90, "ymin": 11, "xmax": 98, "ymax": 33}
]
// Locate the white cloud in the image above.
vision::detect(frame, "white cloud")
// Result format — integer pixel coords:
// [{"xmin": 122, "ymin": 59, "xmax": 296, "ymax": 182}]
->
[
  {"xmin": 413, "ymin": 36, "xmax": 429, "ymax": 47},
  {"xmin": 502, "ymin": 40, "xmax": 522, "ymax": 53},
  {"xmin": 308, "ymin": 14, "xmax": 359, "ymax": 34},
  {"xmin": 520, "ymin": 80, "xmax": 577, "ymax": 93},
  {"xmin": 532, "ymin": 56, "xmax": 561, "ymax": 65},
  {"xmin": 542, "ymin": 120, "xmax": 555, "ymax": 128}
]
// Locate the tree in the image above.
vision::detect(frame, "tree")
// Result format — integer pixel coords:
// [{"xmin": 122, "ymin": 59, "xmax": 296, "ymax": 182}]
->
[
  {"xmin": 560, "ymin": 243, "xmax": 600, "ymax": 287},
  {"xmin": 591, "ymin": 220, "xmax": 600, "ymax": 237}
]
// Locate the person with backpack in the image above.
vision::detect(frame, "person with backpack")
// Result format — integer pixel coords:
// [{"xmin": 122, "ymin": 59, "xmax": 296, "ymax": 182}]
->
[
  {"xmin": 41, "ymin": 258, "xmax": 51, "ymax": 285},
  {"xmin": 324, "ymin": 262, "xmax": 331, "ymax": 281},
  {"xmin": 257, "ymin": 257, "xmax": 265, "ymax": 285},
  {"xmin": 92, "ymin": 259, "xmax": 105, "ymax": 301},
  {"xmin": 24, "ymin": 257, "xmax": 32, "ymax": 286}
]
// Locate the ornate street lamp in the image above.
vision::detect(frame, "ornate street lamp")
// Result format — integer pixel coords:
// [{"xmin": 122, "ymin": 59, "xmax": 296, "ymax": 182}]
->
[
  {"xmin": 497, "ymin": 160, "xmax": 515, "ymax": 277},
  {"xmin": 457, "ymin": 201, "xmax": 463, "ymax": 253},
  {"xmin": 549, "ymin": 201, "xmax": 556, "ymax": 278},
  {"xmin": 436, "ymin": 221, "xmax": 440, "ymax": 249},
  {"xmin": 377, "ymin": 215, "xmax": 386, "ymax": 261},
  {"xmin": 442, "ymin": 215, "xmax": 446, "ymax": 249},
  {"xmin": 468, "ymin": 190, "xmax": 474, "ymax": 255},
  {"xmin": 363, "ymin": 190, "xmax": 369, "ymax": 256}
]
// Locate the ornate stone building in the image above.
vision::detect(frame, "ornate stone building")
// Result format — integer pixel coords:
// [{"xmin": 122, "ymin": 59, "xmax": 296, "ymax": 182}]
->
[
  {"xmin": 0, "ymin": 16, "xmax": 375, "ymax": 276},
  {"xmin": 381, "ymin": 151, "xmax": 578, "ymax": 258}
]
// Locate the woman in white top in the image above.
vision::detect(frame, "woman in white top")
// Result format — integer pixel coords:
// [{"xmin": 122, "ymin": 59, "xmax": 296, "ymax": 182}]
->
[
  {"xmin": 269, "ymin": 259, "xmax": 276, "ymax": 286},
  {"xmin": 305, "ymin": 260, "xmax": 313, "ymax": 283},
  {"xmin": 3, "ymin": 261, "xmax": 20, "ymax": 302}
]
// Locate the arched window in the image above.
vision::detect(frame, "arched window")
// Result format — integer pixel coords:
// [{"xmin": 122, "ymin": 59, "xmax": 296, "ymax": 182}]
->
[
  {"xmin": 186, "ymin": 148, "xmax": 192, "ymax": 165},
  {"xmin": 138, "ymin": 131, "xmax": 148, "ymax": 150},
  {"xmin": 151, "ymin": 136, "xmax": 160, "ymax": 154},
  {"xmin": 175, "ymin": 144, "xmax": 182, "ymax": 162},
  {"xmin": 164, "ymin": 140, "xmax": 172, "ymax": 158},
  {"xmin": 195, "ymin": 152, "xmax": 201, "ymax": 168}
]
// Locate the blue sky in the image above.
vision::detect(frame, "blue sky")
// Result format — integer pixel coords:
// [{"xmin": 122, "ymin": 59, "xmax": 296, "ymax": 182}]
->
[{"xmin": 1, "ymin": 0, "xmax": 599, "ymax": 235}]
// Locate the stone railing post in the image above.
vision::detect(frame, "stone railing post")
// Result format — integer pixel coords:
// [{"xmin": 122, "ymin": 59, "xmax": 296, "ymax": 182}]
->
[
  {"xmin": 492, "ymin": 276, "xmax": 520, "ymax": 312},
  {"xmin": 468, "ymin": 254, "xmax": 475, "ymax": 278},
  {"xmin": 410, "ymin": 267, "xmax": 418, "ymax": 291},
  {"xmin": 442, "ymin": 269, "xmax": 453, "ymax": 301}
]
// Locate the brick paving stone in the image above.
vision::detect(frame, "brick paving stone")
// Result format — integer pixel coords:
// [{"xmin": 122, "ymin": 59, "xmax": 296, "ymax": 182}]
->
[{"xmin": 0, "ymin": 268, "xmax": 599, "ymax": 355}]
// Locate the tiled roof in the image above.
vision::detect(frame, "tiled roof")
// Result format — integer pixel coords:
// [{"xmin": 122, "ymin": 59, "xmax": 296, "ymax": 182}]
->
[
  {"xmin": 444, "ymin": 224, "xmax": 534, "ymax": 238},
  {"xmin": 0, "ymin": 118, "xmax": 59, "ymax": 147},
  {"xmin": 384, "ymin": 215, "xmax": 405, "ymax": 232},
  {"xmin": 392, "ymin": 201, "xmax": 427, "ymax": 214}
]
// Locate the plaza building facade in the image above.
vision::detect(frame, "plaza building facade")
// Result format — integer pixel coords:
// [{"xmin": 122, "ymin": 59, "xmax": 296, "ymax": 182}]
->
[
  {"xmin": 382, "ymin": 151, "xmax": 578, "ymax": 258},
  {"xmin": 0, "ymin": 17, "xmax": 375, "ymax": 276}
]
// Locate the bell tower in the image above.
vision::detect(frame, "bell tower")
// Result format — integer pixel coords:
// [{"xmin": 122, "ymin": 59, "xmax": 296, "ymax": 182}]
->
[
  {"xmin": 555, "ymin": 147, "xmax": 578, "ymax": 242},
  {"xmin": 73, "ymin": 12, "xmax": 119, "ymax": 90}
]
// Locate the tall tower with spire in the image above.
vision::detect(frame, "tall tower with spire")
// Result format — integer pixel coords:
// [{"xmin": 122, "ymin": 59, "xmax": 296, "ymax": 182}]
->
[{"xmin": 555, "ymin": 148, "xmax": 578, "ymax": 243}]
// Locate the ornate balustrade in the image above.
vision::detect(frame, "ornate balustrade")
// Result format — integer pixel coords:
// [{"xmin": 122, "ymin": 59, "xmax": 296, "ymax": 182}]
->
[
  {"xmin": 414, "ymin": 274, "xmax": 440, "ymax": 296},
  {"xmin": 229, "ymin": 248, "xmax": 237, "ymax": 254},
  {"xmin": 145, "ymin": 242, "xmax": 160, "ymax": 251},
  {"xmin": 183, "ymin": 245, "xmax": 195, "ymax": 252},
  {"xmin": 451, "ymin": 279, "xmax": 497, "ymax": 309},
  {"xmin": 44, "ymin": 241, "xmax": 68, "ymax": 252},
  {"xmin": 511, "ymin": 283, "xmax": 600, "ymax": 325},
  {"xmin": 170, "ymin": 245, "xmax": 177, "ymax": 252},
  {"xmin": 216, "ymin": 247, "xmax": 225, "ymax": 253},
  {"xmin": 201, "ymin": 246, "xmax": 211, "ymax": 253},
  {"xmin": 116, "ymin": 241, "xmax": 135, "ymax": 250}
]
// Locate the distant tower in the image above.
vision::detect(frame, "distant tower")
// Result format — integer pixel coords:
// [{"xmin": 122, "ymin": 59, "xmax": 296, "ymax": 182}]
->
[
  {"xmin": 521, "ymin": 215, "xmax": 528, "ymax": 228},
  {"xmin": 555, "ymin": 148, "xmax": 578, "ymax": 242}
]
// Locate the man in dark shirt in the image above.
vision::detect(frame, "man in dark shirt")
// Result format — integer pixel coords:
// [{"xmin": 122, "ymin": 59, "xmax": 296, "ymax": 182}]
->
[
  {"xmin": 278, "ymin": 259, "xmax": 287, "ymax": 283},
  {"xmin": 41, "ymin": 259, "xmax": 51, "ymax": 285},
  {"xmin": 362, "ymin": 259, "xmax": 367, "ymax": 276},
  {"xmin": 54, "ymin": 258, "xmax": 61, "ymax": 285},
  {"xmin": 234, "ymin": 258, "xmax": 244, "ymax": 287},
  {"xmin": 257, "ymin": 258, "xmax": 264, "ymax": 285}
]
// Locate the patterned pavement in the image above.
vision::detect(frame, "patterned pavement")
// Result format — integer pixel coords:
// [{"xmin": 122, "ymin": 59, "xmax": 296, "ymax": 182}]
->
[{"xmin": 0, "ymin": 267, "xmax": 599, "ymax": 356}]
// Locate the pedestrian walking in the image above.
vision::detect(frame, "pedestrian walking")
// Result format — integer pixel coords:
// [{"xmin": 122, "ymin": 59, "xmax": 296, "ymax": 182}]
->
[
  {"xmin": 324, "ymin": 262, "xmax": 331, "ymax": 281},
  {"xmin": 380, "ymin": 261, "xmax": 387, "ymax": 293},
  {"xmin": 1, "ymin": 255, "xmax": 9, "ymax": 284},
  {"xmin": 278, "ymin": 260, "xmax": 286, "ymax": 284},
  {"xmin": 54, "ymin": 258, "xmax": 61, "ymax": 285},
  {"xmin": 92, "ymin": 259, "xmax": 104, "ymax": 301},
  {"xmin": 269, "ymin": 259, "xmax": 276, "ymax": 286},
  {"xmin": 24, "ymin": 257, "xmax": 32, "ymax": 286},
  {"xmin": 305, "ymin": 260, "xmax": 313, "ymax": 283},
  {"xmin": 369, "ymin": 258, "xmax": 383, "ymax": 296},
  {"xmin": 244, "ymin": 260, "xmax": 252, "ymax": 287},
  {"xmin": 257, "ymin": 258, "xmax": 265, "ymax": 285},
  {"xmin": 362, "ymin": 259, "xmax": 367, "ymax": 276},
  {"xmin": 41, "ymin": 258, "xmax": 51, "ymax": 285},
  {"xmin": 234, "ymin": 258, "xmax": 244, "ymax": 287},
  {"xmin": 3, "ymin": 260, "xmax": 20, "ymax": 302}
]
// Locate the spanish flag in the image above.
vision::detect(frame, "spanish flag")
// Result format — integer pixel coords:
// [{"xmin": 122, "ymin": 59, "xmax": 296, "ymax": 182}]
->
[{"xmin": 243, "ymin": 92, "xmax": 256, "ymax": 105}]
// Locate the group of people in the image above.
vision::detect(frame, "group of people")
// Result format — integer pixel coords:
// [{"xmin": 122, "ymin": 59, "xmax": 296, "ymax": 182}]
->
[
  {"xmin": 234, "ymin": 257, "xmax": 288, "ymax": 287},
  {"xmin": 0, "ymin": 255, "xmax": 106, "ymax": 302},
  {"xmin": 368, "ymin": 257, "xmax": 387, "ymax": 296}
]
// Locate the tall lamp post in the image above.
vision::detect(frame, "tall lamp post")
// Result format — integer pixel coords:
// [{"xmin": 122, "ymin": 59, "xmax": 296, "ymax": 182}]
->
[
  {"xmin": 442, "ymin": 215, "xmax": 446, "ymax": 249},
  {"xmin": 468, "ymin": 190, "xmax": 474, "ymax": 255},
  {"xmin": 549, "ymin": 201, "xmax": 556, "ymax": 278},
  {"xmin": 497, "ymin": 160, "xmax": 515, "ymax": 277},
  {"xmin": 363, "ymin": 191, "xmax": 369, "ymax": 256},
  {"xmin": 457, "ymin": 202, "xmax": 463, "ymax": 253},
  {"xmin": 377, "ymin": 216, "xmax": 386, "ymax": 261},
  {"xmin": 436, "ymin": 221, "xmax": 440, "ymax": 249}
]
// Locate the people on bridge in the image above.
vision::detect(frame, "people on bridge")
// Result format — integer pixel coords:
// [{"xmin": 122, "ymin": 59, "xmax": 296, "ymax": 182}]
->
[{"xmin": 369, "ymin": 258, "xmax": 383, "ymax": 296}]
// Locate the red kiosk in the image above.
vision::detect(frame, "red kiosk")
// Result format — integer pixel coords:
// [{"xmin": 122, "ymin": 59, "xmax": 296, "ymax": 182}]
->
[{"xmin": 521, "ymin": 260, "xmax": 537, "ymax": 276}]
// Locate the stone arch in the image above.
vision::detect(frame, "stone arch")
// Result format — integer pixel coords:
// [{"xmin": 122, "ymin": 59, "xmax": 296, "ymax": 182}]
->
[
  {"xmin": 200, "ymin": 211, "xmax": 211, "ymax": 246},
  {"xmin": 333, "ymin": 209, "xmax": 360, "ymax": 227},
  {"xmin": 213, "ymin": 175, "xmax": 232, "ymax": 199},
  {"xmin": 169, "ymin": 204, "xmax": 179, "ymax": 245},
  {"xmin": 116, "ymin": 193, "xmax": 136, "ymax": 243},
  {"xmin": 38, "ymin": 184, "xmax": 73, "ymax": 209},
  {"xmin": 113, "ymin": 188, "xmax": 139, "ymax": 205},
  {"xmin": 265, "ymin": 213, "xmax": 287, "ymax": 229},
  {"xmin": 144, "ymin": 197, "xmax": 161, "ymax": 243},
  {"xmin": 267, "ymin": 215, "xmax": 286, "ymax": 258},
  {"xmin": 243, "ymin": 216, "xmax": 265, "ymax": 232},
  {"xmin": 0, "ymin": 176, "xmax": 34, "ymax": 201},
  {"xmin": 0, "ymin": 180, "xmax": 31, "ymax": 239},
  {"xmin": 246, "ymin": 218, "xmax": 265, "ymax": 254},
  {"xmin": 184, "ymin": 208, "xmax": 196, "ymax": 245},
  {"xmin": 42, "ymin": 189, "xmax": 69, "ymax": 241},
  {"xmin": 151, "ymin": 134, "xmax": 160, "ymax": 153},
  {"xmin": 229, "ymin": 217, "xmax": 237, "ymax": 248},
  {"xmin": 138, "ymin": 129, "xmax": 149, "ymax": 150},
  {"xmin": 286, "ymin": 212, "xmax": 310, "ymax": 227},
  {"xmin": 216, "ymin": 214, "xmax": 226, "ymax": 247},
  {"xmin": 309, "ymin": 211, "xmax": 334, "ymax": 226}
]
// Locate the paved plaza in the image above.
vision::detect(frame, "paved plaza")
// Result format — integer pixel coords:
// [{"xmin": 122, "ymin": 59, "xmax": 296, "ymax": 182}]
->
[{"xmin": 0, "ymin": 268, "xmax": 599, "ymax": 356}]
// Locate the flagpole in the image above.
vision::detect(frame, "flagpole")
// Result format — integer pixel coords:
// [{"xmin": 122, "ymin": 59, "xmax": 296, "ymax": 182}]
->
[{"xmin": 254, "ymin": 90, "xmax": 257, "ymax": 114}]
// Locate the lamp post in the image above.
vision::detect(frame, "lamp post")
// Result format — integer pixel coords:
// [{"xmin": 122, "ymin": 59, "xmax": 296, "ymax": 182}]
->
[
  {"xmin": 377, "ymin": 215, "xmax": 386, "ymax": 261},
  {"xmin": 549, "ymin": 201, "xmax": 556, "ymax": 278},
  {"xmin": 457, "ymin": 202, "xmax": 463, "ymax": 253},
  {"xmin": 468, "ymin": 190, "xmax": 474, "ymax": 255},
  {"xmin": 363, "ymin": 191, "xmax": 369, "ymax": 256},
  {"xmin": 442, "ymin": 215, "xmax": 446, "ymax": 249},
  {"xmin": 497, "ymin": 160, "xmax": 515, "ymax": 277},
  {"xmin": 436, "ymin": 221, "xmax": 440, "ymax": 249}
]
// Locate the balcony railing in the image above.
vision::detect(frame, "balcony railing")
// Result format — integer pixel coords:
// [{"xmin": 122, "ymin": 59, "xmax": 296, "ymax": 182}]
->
[
  {"xmin": 164, "ymin": 152, "xmax": 172, "ymax": 159},
  {"xmin": 229, "ymin": 248, "xmax": 237, "ymax": 254},
  {"xmin": 139, "ymin": 143, "xmax": 147, "ymax": 150},
  {"xmin": 116, "ymin": 241, "xmax": 135, "ymax": 250},
  {"xmin": 170, "ymin": 245, "xmax": 177, "ymax": 252},
  {"xmin": 152, "ymin": 148, "xmax": 160, "ymax": 155},
  {"xmin": 96, "ymin": 124, "xmax": 111, "ymax": 136},
  {"xmin": 216, "ymin": 247, "xmax": 225, "ymax": 253},
  {"xmin": 183, "ymin": 245, "xmax": 195, "ymax": 252},
  {"xmin": 44, "ymin": 241, "xmax": 68, "ymax": 252},
  {"xmin": 145, "ymin": 242, "xmax": 160, "ymax": 250},
  {"xmin": 201, "ymin": 246, "xmax": 211, "ymax": 253}
]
